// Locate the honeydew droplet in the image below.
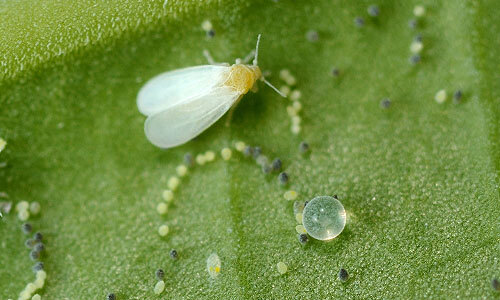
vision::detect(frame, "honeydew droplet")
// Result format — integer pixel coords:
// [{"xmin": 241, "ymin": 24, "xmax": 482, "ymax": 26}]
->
[
  {"xmin": 156, "ymin": 203, "xmax": 168, "ymax": 215},
  {"xmin": 284, "ymin": 190, "xmax": 298, "ymax": 201},
  {"xmin": 234, "ymin": 141, "xmax": 246, "ymax": 152},
  {"xmin": 295, "ymin": 224, "xmax": 307, "ymax": 234},
  {"xmin": 167, "ymin": 176, "xmax": 180, "ymax": 191},
  {"xmin": 221, "ymin": 148, "xmax": 232, "ymax": 160},
  {"xmin": 302, "ymin": 196, "xmax": 346, "ymax": 241},
  {"xmin": 413, "ymin": 5, "xmax": 425, "ymax": 17},
  {"xmin": 154, "ymin": 280, "xmax": 165, "ymax": 295},
  {"xmin": 176, "ymin": 165, "xmax": 188, "ymax": 177},
  {"xmin": 276, "ymin": 262, "xmax": 288, "ymax": 274},
  {"xmin": 279, "ymin": 85, "xmax": 291, "ymax": 97},
  {"xmin": 291, "ymin": 116, "xmax": 301, "ymax": 125},
  {"xmin": 162, "ymin": 190, "xmax": 174, "ymax": 202},
  {"xmin": 206, "ymin": 253, "xmax": 221, "ymax": 279},
  {"xmin": 158, "ymin": 225, "xmax": 169, "ymax": 237},
  {"xmin": 435, "ymin": 89, "xmax": 447, "ymax": 104}
]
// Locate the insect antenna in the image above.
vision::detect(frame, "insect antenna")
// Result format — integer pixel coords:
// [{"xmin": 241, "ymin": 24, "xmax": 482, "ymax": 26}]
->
[
  {"xmin": 252, "ymin": 34, "xmax": 286, "ymax": 98},
  {"xmin": 262, "ymin": 78, "xmax": 286, "ymax": 98},
  {"xmin": 253, "ymin": 34, "xmax": 261, "ymax": 66}
]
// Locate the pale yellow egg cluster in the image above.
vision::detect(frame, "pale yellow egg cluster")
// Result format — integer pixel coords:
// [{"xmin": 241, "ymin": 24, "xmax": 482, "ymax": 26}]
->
[
  {"xmin": 279, "ymin": 69, "xmax": 303, "ymax": 135},
  {"xmin": 15, "ymin": 201, "xmax": 41, "ymax": 222},
  {"xmin": 18, "ymin": 270, "xmax": 46, "ymax": 300}
]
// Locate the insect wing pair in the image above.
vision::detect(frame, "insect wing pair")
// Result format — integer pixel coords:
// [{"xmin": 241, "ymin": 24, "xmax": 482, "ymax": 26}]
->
[{"xmin": 137, "ymin": 34, "xmax": 284, "ymax": 149}]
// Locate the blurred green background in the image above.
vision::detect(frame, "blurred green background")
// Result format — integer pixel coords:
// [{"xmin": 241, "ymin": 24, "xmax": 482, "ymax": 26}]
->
[{"xmin": 0, "ymin": 0, "xmax": 498, "ymax": 299}]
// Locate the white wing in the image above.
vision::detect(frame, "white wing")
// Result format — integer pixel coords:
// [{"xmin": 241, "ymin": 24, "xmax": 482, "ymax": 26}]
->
[
  {"xmin": 144, "ymin": 86, "xmax": 241, "ymax": 148},
  {"xmin": 137, "ymin": 65, "xmax": 229, "ymax": 116}
]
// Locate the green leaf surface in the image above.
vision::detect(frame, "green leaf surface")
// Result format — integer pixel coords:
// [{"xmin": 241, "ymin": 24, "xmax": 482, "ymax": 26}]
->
[{"xmin": 1, "ymin": 0, "xmax": 499, "ymax": 299}]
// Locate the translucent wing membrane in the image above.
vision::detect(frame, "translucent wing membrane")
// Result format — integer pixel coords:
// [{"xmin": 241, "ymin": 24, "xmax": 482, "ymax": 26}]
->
[
  {"xmin": 137, "ymin": 65, "xmax": 229, "ymax": 116},
  {"xmin": 144, "ymin": 87, "xmax": 241, "ymax": 148}
]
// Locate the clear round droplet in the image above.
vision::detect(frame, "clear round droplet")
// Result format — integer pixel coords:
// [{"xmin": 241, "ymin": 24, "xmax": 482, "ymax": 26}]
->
[{"xmin": 302, "ymin": 196, "xmax": 346, "ymax": 241}]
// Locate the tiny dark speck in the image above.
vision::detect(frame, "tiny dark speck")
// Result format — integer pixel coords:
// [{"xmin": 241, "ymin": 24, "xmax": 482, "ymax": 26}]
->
[
  {"xmin": 380, "ymin": 98, "xmax": 391, "ymax": 109},
  {"xmin": 107, "ymin": 293, "xmax": 116, "ymax": 300},
  {"xmin": 354, "ymin": 17, "xmax": 365, "ymax": 27},
  {"xmin": 338, "ymin": 268, "xmax": 349, "ymax": 281},
  {"xmin": 170, "ymin": 249, "xmax": 178, "ymax": 259},
  {"xmin": 206, "ymin": 29, "xmax": 215, "ymax": 38},
  {"xmin": 298, "ymin": 234, "xmax": 309, "ymax": 244},
  {"xmin": 453, "ymin": 90, "xmax": 463, "ymax": 103},
  {"xmin": 367, "ymin": 5, "xmax": 380, "ymax": 17},
  {"xmin": 410, "ymin": 54, "xmax": 421, "ymax": 65},
  {"xmin": 492, "ymin": 278, "xmax": 499, "ymax": 291}
]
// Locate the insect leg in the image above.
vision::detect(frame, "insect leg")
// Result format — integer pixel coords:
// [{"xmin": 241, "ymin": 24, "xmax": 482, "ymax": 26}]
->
[
  {"xmin": 203, "ymin": 50, "xmax": 229, "ymax": 66},
  {"xmin": 225, "ymin": 95, "xmax": 244, "ymax": 127},
  {"xmin": 238, "ymin": 50, "xmax": 256, "ymax": 65}
]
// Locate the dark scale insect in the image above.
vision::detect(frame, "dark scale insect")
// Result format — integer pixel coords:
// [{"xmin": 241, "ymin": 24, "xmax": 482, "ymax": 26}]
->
[
  {"xmin": 25, "ymin": 238, "xmax": 36, "ymax": 249},
  {"xmin": 298, "ymin": 234, "xmax": 309, "ymax": 244},
  {"xmin": 252, "ymin": 146, "xmax": 262, "ymax": 159},
  {"xmin": 380, "ymin": 98, "xmax": 391, "ymax": 109},
  {"xmin": 30, "ymin": 250, "xmax": 40, "ymax": 261},
  {"xmin": 410, "ymin": 54, "xmax": 421, "ymax": 65},
  {"xmin": 184, "ymin": 153, "xmax": 194, "ymax": 167},
  {"xmin": 243, "ymin": 146, "xmax": 253, "ymax": 157},
  {"xmin": 367, "ymin": 5, "xmax": 380, "ymax": 17},
  {"xmin": 306, "ymin": 30, "xmax": 319, "ymax": 42},
  {"xmin": 170, "ymin": 249, "xmax": 178, "ymax": 260},
  {"xmin": 22, "ymin": 223, "xmax": 32, "ymax": 234},
  {"xmin": 414, "ymin": 34, "xmax": 423, "ymax": 42},
  {"xmin": 408, "ymin": 19, "xmax": 417, "ymax": 29},
  {"xmin": 338, "ymin": 268, "xmax": 349, "ymax": 281},
  {"xmin": 354, "ymin": 17, "xmax": 365, "ymax": 27},
  {"xmin": 155, "ymin": 269, "xmax": 165, "ymax": 280},
  {"xmin": 32, "ymin": 262, "xmax": 44, "ymax": 273},
  {"xmin": 492, "ymin": 278, "xmax": 499, "ymax": 291},
  {"xmin": 278, "ymin": 172, "xmax": 289, "ymax": 185},
  {"xmin": 206, "ymin": 29, "xmax": 215, "ymax": 38},
  {"xmin": 299, "ymin": 141, "xmax": 310, "ymax": 154},
  {"xmin": 107, "ymin": 293, "xmax": 116, "ymax": 300},
  {"xmin": 34, "ymin": 232, "xmax": 43, "ymax": 242},
  {"xmin": 271, "ymin": 158, "xmax": 282, "ymax": 172},
  {"xmin": 331, "ymin": 67, "xmax": 340, "ymax": 77},
  {"xmin": 34, "ymin": 243, "xmax": 45, "ymax": 252},
  {"xmin": 453, "ymin": 90, "xmax": 463, "ymax": 103}
]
